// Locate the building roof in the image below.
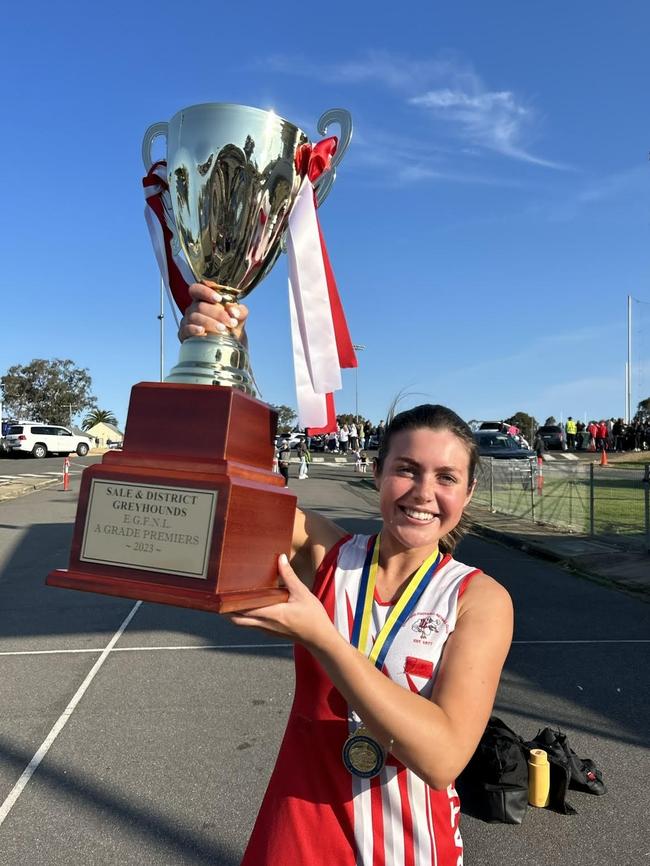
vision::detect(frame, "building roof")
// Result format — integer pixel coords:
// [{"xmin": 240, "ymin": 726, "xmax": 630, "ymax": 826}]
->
[{"xmin": 85, "ymin": 421, "xmax": 124, "ymax": 438}]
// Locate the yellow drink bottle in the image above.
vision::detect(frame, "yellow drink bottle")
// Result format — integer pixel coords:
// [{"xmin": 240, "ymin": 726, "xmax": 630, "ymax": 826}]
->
[{"xmin": 528, "ymin": 748, "xmax": 550, "ymax": 807}]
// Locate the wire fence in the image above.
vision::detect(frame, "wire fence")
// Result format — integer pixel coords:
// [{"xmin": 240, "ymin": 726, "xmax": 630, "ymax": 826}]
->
[{"xmin": 473, "ymin": 458, "xmax": 650, "ymax": 553}]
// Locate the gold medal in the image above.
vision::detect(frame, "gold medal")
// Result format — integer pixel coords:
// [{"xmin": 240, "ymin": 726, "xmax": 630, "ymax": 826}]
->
[{"xmin": 342, "ymin": 727, "xmax": 387, "ymax": 779}]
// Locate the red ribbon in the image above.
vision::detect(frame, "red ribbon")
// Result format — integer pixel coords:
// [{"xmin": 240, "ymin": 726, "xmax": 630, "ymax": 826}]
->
[
  {"xmin": 143, "ymin": 162, "xmax": 193, "ymax": 313},
  {"xmin": 294, "ymin": 136, "xmax": 338, "ymax": 184}
]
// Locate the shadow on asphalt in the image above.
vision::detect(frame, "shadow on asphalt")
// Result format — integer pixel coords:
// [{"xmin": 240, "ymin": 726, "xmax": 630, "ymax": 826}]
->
[{"xmin": 0, "ymin": 736, "xmax": 240, "ymax": 865}]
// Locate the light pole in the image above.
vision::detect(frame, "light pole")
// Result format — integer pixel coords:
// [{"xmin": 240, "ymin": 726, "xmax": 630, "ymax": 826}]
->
[{"xmin": 352, "ymin": 344, "xmax": 366, "ymax": 425}]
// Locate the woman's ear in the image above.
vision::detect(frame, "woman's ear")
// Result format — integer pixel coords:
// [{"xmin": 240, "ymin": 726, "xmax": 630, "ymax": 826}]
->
[{"xmin": 464, "ymin": 477, "xmax": 477, "ymax": 508}]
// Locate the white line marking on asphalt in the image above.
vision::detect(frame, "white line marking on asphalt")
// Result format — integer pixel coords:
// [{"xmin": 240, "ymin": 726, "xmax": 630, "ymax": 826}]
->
[
  {"xmin": 0, "ymin": 640, "xmax": 647, "ymax": 659},
  {"xmin": 0, "ymin": 601, "xmax": 142, "ymax": 828},
  {"xmin": 0, "ymin": 642, "xmax": 293, "ymax": 657},
  {"xmin": 513, "ymin": 638, "xmax": 650, "ymax": 644}
]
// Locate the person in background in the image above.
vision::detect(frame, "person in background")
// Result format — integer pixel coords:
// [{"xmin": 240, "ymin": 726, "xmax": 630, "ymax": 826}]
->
[
  {"xmin": 533, "ymin": 430, "xmax": 546, "ymax": 460},
  {"xmin": 339, "ymin": 423, "xmax": 350, "ymax": 453},
  {"xmin": 565, "ymin": 416, "xmax": 577, "ymax": 450},
  {"xmin": 587, "ymin": 420, "xmax": 598, "ymax": 452},
  {"xmin": 349, "ymin": 421, "xmax": 359, "ymax": 452},
  {"xmin": 278, "ymin": 439, "xmax": 291, "ymax": 486},
  {"xmin": 364, "ymin": 420, "xmax": 372, "ymax": 451},
  {"xmin": 297, "ymin": 439, "xmax": 310, "ymax": 480}
]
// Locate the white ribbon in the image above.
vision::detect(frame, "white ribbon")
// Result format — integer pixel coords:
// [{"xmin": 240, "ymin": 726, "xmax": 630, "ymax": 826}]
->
[{"xmin": 287, "ymin": 177, "xmax": 342, "ymax": 428}]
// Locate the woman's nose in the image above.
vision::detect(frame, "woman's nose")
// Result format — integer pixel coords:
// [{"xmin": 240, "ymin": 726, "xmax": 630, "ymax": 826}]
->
[{"xmin": 414, "ymin": 474, "xmax": 436, "ymax": 502}]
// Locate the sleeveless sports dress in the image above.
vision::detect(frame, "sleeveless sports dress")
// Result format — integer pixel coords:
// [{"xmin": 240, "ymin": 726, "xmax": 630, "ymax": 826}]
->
[{"xmin": 241, "ymin": 534, "xmax": 480, "ymax": 866}]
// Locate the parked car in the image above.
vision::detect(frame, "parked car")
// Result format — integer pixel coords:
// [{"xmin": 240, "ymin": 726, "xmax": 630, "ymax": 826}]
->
[
  {"xmin": 4, "ymin": 424, "xmax": 93, "ymax": 458},
  {"xmin": 479, "ymin": 421, "xmax": 506, "ymax": 432},
  {"xmin": 474, "ymin": 431, "xmax": 536, "ymax": 461},
  {"xmin": 275, "ymin": 432, "xmax": 306, "ymax": 450},
  {"xmin": 308, "ymin": 434, "xmax": 327, "ymax": 452},
  {"xmin": 536, "ymin": 425, "xmax": 565, "ymax": 451}
]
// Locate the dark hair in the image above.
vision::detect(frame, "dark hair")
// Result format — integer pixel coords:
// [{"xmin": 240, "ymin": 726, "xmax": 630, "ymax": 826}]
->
[{"xmin": 375, "ymin": 403, "xmax": 478, "ymax": 555}]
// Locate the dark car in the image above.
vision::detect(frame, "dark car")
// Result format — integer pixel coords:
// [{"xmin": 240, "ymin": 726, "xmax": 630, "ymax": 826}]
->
[
  {"xmin": 474, "ymin": 431, "xmax": 536, "ymax": 460},
  {"xmin": 479, "ymin": 421, "xmax": 507, "ymax": 432},
  {"xmin": 536, "ymin": 425, "xmax": 565, "ymax": 451},
  {"xmin": 308, "ymin": 434, "xmax": 327, "ymax": 452}
]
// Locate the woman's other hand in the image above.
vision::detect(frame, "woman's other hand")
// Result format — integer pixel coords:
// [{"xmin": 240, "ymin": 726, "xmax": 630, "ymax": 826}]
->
[{"xmin": 178, "ymin": 281, "xmax": 249, "ymax": 342}]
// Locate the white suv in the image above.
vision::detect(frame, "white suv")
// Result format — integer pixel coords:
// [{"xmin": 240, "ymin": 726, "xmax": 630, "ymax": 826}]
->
[{"xmin": 5, "ymin": 424, "xmax": 92, "ymax": 458}]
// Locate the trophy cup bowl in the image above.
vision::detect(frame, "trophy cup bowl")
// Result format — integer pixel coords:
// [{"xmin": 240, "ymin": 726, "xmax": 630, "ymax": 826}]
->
[
  {"xmin": 144, "ymin": 104, "xmax": 311, "ymax": 393},
  {"xmin": 46, "ymin": 103, "xmax": 352, "ymax": 613}
]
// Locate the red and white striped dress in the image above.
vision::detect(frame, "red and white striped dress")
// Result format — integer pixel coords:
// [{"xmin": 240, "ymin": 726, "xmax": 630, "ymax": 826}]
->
[{"xmin": 242, "ymin": 534, "xmax": 480, "ymax": 866}]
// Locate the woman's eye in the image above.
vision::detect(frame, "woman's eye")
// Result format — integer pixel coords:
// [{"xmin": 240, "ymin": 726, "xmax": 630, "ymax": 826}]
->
[{"xmin": 439, "ymin": 474, "xmax": 457, "ymax": 484}]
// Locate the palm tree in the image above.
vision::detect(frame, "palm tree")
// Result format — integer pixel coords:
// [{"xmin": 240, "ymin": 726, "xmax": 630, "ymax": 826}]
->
[{"xmin": 82, "ymin": 408, "xmax": 118, "ymax": 431}]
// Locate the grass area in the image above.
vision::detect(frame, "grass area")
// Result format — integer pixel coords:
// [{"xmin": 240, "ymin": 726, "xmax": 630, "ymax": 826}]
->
[{"xmin": 474, "ymin": 469, "xmax": 648, "ymax": 537}]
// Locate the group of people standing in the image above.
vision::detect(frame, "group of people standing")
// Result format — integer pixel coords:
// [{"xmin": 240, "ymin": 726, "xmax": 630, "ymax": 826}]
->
[
  {"xmin": 565, "ymin": 416, "xmax": 649, "ymax": 452},
  {"xmin": 323, "ymin": 419, "xmax": 385, "ymax": 453}
]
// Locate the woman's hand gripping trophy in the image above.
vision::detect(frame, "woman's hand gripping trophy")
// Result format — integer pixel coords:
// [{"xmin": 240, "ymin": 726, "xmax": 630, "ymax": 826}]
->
[{"xmin": 178, "ymin": 281, "xmax": 249, "ymax": 344}]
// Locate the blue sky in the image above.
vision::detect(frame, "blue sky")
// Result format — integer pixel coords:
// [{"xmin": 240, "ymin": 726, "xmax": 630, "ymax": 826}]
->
[{"xmin": 1, "ymin": 1, "xmax": 649, "ymax": 430}]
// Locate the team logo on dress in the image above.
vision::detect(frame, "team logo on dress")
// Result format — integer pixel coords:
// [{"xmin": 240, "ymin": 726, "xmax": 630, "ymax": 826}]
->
[{"xmin": 411, "ymin": 613, "xmax": 447, "ymax": 640}]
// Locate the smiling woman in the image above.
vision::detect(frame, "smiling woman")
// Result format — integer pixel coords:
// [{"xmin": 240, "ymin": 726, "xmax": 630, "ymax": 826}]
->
[{"xmin": 179, "ymin": 287, "xmax": 514, "ymax": 866}]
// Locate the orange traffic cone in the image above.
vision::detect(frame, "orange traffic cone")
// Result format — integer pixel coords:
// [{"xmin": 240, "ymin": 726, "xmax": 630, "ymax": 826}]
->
[{"xmin": 600, "ymin": 448, "xmax": 608, "ymax": 467}]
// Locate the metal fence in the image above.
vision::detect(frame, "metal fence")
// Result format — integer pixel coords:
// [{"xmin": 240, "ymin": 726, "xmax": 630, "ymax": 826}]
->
[{"xmin": 473, "ymin": 458, "xmax": 650, "ymax": 552}]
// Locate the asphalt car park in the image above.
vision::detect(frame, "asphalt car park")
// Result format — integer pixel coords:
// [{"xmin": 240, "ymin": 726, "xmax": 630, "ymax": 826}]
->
[{"xmin": 0, "ymin": 466, "xmax": 648, "ymax": 864}]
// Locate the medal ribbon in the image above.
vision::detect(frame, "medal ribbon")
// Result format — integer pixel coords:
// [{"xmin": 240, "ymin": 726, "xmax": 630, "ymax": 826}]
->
[{"xmin": 350, "ymin": 535, "xmax": 442, "ymax": 671}]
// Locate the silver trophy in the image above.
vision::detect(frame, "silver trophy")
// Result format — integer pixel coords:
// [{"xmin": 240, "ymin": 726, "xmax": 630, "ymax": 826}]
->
[{"xmin": 142, "ymin": 103, "xmax": 352, "ymax": 394}]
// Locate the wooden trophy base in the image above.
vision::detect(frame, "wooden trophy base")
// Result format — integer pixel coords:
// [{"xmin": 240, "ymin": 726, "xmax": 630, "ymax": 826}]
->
[{"xmin": 46, "ymin": 382, "xmax": 297, "ymax": 613}]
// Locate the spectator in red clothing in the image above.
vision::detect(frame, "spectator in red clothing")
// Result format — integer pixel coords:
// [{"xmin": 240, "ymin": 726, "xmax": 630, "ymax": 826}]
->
[
  {"xmin": 587, "ymin": 421, "xmax": 598, "ymax": 451},
  {"xmin": 597, "ymin": 420, "xmax": 608, "ymax": 451}
]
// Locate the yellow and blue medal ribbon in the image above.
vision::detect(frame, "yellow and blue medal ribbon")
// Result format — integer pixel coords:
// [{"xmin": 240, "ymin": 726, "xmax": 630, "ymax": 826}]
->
[
  {"xmin": 350, "ymin": 534, "xmax": 442, "ymax": 670},
  {"xmin": 343, "ymin": 535, "xmax": 442, "ymax": 778}
]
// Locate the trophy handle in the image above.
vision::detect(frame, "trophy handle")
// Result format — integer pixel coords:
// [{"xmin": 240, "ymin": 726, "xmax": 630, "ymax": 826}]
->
[
  {"xmin": 142, "ymin": 122, "xmax": 169, "ymax": 170},
  {"xmin": 314, "ymin": 108, "xmax": 353, "ymax": 208}
]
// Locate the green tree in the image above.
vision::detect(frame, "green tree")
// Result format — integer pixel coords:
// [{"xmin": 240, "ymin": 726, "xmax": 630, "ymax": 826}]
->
[
  {"xmin": 635, "ymin": 397, "xmax": 650, "ymax": 420},
  {"xmin": 336, "ymin": 413, "xmax": 368, "ymax": 427},
  {"xmin": 504, "ymin": 411, "xmax": 538, "ymax": 441},
  {"xmin": 82, "ymin": 408, "xmax": 118, "ymax": 430},
  {"xmin": 270, "ymin": 404, "xmax": 297, "ymax": 432},
  {"xmin": 1, "ymin": 359, "xmax": 97, "ymax": 426}
]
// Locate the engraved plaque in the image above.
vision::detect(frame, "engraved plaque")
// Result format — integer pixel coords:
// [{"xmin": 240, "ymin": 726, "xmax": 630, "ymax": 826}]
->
[{"xmin": 80, "ymin": 480, "xmax": 217, "ymax": 579}]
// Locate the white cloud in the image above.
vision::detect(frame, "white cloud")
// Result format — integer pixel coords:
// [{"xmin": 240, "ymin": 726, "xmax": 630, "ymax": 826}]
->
[
  {"xmin": 409, "ymin": 81, "xmax": 567, "ymax": 169},
  {"xmin": 264, "ymin": 51, "xmax": 568, "ymax": 173}
]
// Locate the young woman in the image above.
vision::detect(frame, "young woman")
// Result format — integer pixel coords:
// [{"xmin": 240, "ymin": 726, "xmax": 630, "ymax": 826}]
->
[{"xmin": 181, "ymin": 283, "xmax": 514, "ymax": 866}]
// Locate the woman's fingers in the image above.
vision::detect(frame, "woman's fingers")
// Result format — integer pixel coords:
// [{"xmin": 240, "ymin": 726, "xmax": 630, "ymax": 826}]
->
[{"xmin": 179, "ymin": 283, "xmax": 248, "ymax": 342}]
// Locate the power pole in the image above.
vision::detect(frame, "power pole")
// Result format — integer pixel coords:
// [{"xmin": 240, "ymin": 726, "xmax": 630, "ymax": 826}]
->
[
  {"xmin": 352, "ymin": 344, "xmax": 366, "ymax": 424},
  {"xmin": 626, "ymin": 294, "xmax": 632, "ymax": 423}
]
